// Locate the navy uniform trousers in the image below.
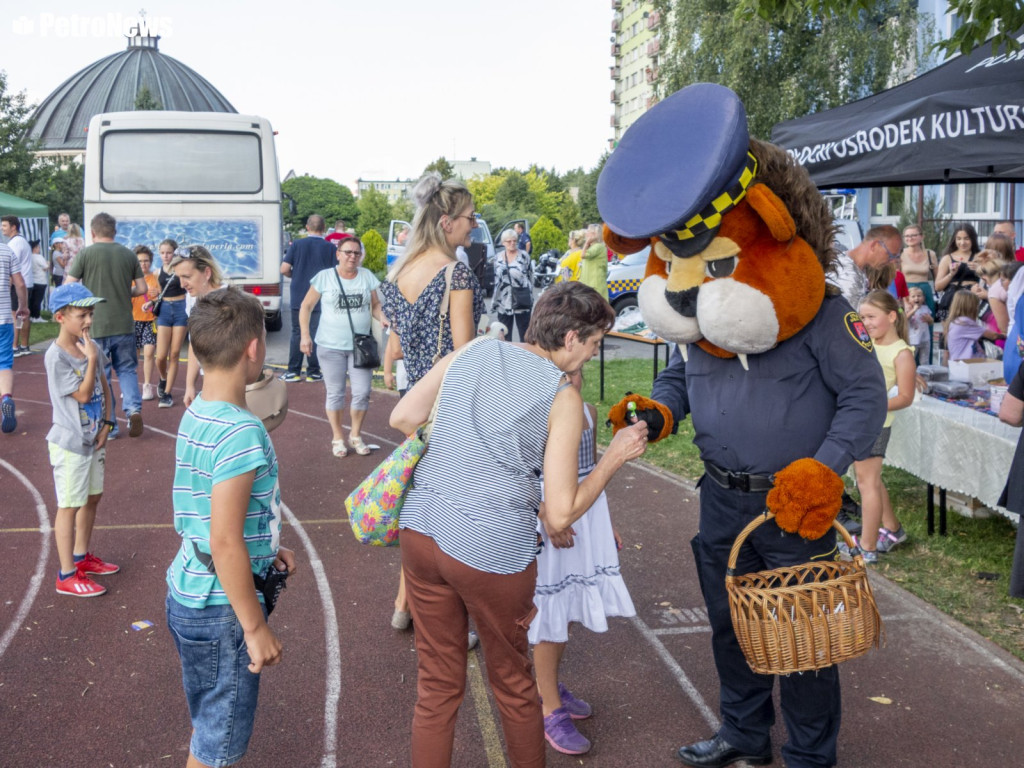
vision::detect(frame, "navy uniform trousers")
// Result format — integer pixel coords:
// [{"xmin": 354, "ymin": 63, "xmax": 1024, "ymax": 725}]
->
[{"xmin": 692, "ymin": 475, "xmax": 840, "ymax": 768}]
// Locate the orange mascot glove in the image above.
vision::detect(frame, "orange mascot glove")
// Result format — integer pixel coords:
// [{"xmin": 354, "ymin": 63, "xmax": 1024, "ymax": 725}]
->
[
  {"xmin": 607, "ymin": 393, "xmax": 674, "ymax": 443},
  {"xmin": 766, "ymin": 458, "xmax": 844, "ymax": 540}
]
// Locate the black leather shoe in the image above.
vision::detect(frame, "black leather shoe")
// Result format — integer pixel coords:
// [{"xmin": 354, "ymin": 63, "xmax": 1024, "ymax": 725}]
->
[{"xmin": 676, "ymin": 734, "xmax": 772, "ymax": 767}]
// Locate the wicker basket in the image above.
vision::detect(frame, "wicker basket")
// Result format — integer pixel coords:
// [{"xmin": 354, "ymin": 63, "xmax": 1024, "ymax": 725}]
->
[{"xmin": 725, "ymin": 512, "xmax": 883, "ymax": 675}]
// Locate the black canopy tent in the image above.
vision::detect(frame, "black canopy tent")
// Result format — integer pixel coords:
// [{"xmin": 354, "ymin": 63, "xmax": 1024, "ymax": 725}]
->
[{"xmin": 770, "ymin": 30, "xmax": 1024, "ymax": 189}]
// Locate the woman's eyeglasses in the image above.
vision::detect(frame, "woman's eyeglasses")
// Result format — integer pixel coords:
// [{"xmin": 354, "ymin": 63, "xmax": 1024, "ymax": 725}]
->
[{"xmin": 338, "ymin": 248, "xmax": 362, "ymax": 256}]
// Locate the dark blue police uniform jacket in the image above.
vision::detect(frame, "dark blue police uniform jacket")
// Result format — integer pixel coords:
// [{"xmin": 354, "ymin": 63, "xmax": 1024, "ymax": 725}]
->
[{"xmin": 651, "ymin": 294, "xmax": 886, "ymax": 768}]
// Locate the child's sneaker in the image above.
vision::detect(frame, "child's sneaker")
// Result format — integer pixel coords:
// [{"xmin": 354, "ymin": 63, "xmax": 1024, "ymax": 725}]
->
[
  {"xmin": 142, "ymin": 383, "xmax": 155, "ymax": 401},
  {"xmin": 76, "ymin": 552, "xmax": 120, "ymax": 575},
  {"xmin": 876, "ymin": 526, "xmax": 908, "ymax": 553},
  {"xmin": 157, "ymin": 379, "xmax": 167, "ymax": 398},
  {"xmin": 543, "ymin": 707, "xmax": 591, "ymax": 755},
  {"xmin": 56, "ymin": 571, "xmax": 107, "ymax": 597},
  {"xmin": 158, "ymin": 393, "xmax": 173, "ymax": 408},
  {"xmin": 279, "ymin": 372, "xmax": 302, "ymax": 382},
  {"xmin": 1, "ymin": 395, "xmax": 16, "ymax": 433},
  {"xmin": 558, "ymin": 682, "xmax": 593, "ymax": 720},
  {"xmin": 861, "ymin": 548, "xmax": 879, "ymax": 564}
]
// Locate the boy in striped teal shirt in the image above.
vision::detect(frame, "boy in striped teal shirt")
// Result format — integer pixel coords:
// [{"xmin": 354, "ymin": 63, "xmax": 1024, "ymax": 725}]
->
[{"xmin": 165, "ymin": 288, "xmax": 296, "ymax": 768}]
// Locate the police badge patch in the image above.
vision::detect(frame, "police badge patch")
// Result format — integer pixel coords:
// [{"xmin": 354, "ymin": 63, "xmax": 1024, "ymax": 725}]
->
[{"xmin": 844, "ymin": 312, "xmax": 874, "ymax": 352}]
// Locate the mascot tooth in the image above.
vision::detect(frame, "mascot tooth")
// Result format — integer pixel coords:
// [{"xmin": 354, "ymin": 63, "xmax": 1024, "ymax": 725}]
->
[{"xmin": 597, "ymin": 82, "xmax": 887, "ymax": 765}]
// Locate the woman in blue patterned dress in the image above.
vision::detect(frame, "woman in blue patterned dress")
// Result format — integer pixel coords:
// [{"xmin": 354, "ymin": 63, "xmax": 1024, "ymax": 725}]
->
[{"xmin": 379, "ymin": 172, "xmax": 484, "ymax": 630}]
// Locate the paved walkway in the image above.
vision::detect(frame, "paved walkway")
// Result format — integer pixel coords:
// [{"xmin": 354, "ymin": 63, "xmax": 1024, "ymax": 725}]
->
[{"xmin": 1, "ymin": 348, "xmax": 1022, "ymax": 767}]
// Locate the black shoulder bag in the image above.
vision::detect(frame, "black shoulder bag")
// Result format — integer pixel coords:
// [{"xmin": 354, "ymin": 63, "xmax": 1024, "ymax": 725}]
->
[
  {"xmin": 504, "ymin": 259, "xmax": 533, "ymax": 311},
  {"xmin": 334, "ymin": 269, "xmax": 381, "ymax": 369}
]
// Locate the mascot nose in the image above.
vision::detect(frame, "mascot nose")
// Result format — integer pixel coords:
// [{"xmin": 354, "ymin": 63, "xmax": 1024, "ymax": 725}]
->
[{"xmin": 666, "ymin": 286, "xmax": 699, "ymax": 317}]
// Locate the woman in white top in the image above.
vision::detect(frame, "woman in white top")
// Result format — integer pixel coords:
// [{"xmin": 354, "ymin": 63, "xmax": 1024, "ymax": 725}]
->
[{"xmin": 299, "ymin": 235, "xmax": 383, "ymax": 457}]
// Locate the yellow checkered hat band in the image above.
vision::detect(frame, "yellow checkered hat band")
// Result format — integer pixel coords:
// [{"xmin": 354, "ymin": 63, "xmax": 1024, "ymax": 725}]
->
[{"xmin": 667, "ymin": 152, "xmax": 758, "ymax": 242}]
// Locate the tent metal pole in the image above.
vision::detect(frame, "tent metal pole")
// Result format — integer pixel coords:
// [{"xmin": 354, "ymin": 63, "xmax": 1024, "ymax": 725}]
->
[{"xmin": 917, "ymin": 185, "xmax": 924, "ymax": 228}]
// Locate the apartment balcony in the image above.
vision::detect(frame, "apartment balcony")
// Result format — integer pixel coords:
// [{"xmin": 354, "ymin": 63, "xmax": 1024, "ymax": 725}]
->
[
  {"xmin": 612, "ymin": 18, "xmax": 620, "ymax": 32},
  {"xmin": 612, "ymin": 0, "xmax": 621, "ymax": 8},
  {"xmin": 611, "ymin": 43, "xmax": 620, "ymax": 56},
  {"xmin": 610, "ymin": 114, "xmax": 620, "ymax": 128},
  {"xmin": 646, "ymin": 10, "xmax": 661, "ymax": 30},
  {"xmin": 610, "ymin": 65, "xmax": 621, "ymax": 79},
  {"xmin": 646, "ymin": 38, "xmax": 661, "ymax": 56},
  {"xmin": 611, "ymin": 89, "xmax": 620, "ymax": 104}
]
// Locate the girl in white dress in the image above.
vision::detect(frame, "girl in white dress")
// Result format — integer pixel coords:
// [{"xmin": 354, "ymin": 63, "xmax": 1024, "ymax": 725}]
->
[{"xmin": 531, "ymin": 369, "xmax": 636, "ymax": 755}]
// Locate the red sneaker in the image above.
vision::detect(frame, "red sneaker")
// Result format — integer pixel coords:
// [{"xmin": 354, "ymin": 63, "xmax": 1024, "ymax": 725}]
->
[
  {"xmin": 56, "ymin": 571, "xmax": 107, "ymax": 598},
  {"xmin": 76, "ymin": 552, "xmax": 120, "ymax": 575}
]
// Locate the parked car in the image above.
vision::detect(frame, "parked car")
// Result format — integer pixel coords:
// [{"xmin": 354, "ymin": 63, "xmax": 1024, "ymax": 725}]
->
[
  {"xmin": 607, "ymin": 245, "xmax": 651, "ymax": 318},
  {"xmin": 388, "ymin": 216, "xmax": 527, "ymax": 298}
]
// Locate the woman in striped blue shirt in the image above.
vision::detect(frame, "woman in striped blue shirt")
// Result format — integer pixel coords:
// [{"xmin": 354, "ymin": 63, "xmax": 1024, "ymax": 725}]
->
[{"xmin": 390, "ymin": 282, "xmax": 649, "ymax": 768}]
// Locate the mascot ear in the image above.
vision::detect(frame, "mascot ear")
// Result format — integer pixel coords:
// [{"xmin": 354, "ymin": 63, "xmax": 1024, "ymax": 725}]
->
[
  {"xmin": 745, "ymin": 185, "xmax": 796, "ymax": 243},
  {"xmin": 603, "ymin": 225, "xmax": 649, "ymax": 255}
]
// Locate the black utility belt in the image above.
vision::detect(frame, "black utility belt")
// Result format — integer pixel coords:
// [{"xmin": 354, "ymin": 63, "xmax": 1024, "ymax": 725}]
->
[{"xmin": 703, "ymin": 462, "xmax": 775, "ymax": 493}]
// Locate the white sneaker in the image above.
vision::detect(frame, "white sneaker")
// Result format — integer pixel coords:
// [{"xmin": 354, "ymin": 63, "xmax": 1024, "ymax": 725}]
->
[{"xmin": 141, "ymin": 383, "xmax": 155, "ymax": 401}]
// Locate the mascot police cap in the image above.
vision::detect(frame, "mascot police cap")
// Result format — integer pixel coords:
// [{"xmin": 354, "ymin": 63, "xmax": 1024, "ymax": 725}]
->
[{"xmin": 597, "ymin": 83, "xmax": 751, "ymax": 243}]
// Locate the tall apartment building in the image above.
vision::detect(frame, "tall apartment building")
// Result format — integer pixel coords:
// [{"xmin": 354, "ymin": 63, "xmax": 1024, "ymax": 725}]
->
[{"xmin": 610, "ymin": 0, "xmax": 660, "ymax": 150}]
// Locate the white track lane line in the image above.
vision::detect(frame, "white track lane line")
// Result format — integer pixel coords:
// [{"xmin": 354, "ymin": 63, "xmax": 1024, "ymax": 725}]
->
[
  {"xmin": 0, "ymin": 459, "xmax": 52, "ymax": 661},
  {"xmin": 14, "ymin": 399, "xmax": 346, "ymax": 767}
]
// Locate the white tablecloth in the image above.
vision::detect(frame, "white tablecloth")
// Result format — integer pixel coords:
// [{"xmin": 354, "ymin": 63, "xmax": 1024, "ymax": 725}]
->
[{"xmin": 884, "ymin": 395, "xmax": 1020, "ymax": 523}]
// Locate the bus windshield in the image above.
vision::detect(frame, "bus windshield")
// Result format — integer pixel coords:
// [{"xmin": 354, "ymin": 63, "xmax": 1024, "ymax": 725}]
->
[{"xmin": 101, "ymin": 131, "xmax": 263, "ymax": 194}]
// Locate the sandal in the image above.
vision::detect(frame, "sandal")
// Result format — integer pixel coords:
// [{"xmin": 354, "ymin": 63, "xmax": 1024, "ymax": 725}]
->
[
  {"xmin": 349, "ymin": 435, "xmax": 372, "ymax": 456},
  {"xmin": 331, "ymin": 439, "xmax": 348, "ymax": 458}
]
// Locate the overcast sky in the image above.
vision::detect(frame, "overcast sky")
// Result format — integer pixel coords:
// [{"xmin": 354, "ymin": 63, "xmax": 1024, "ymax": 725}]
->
[{"xmin": 1, "ymin": 0, "xmax": 615, "ymax": 189}]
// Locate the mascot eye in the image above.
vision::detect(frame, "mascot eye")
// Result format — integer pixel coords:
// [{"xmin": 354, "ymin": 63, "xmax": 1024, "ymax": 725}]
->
[{"xmin": 705, "ymin": 257, "xmax": 737, "ymax": 279}]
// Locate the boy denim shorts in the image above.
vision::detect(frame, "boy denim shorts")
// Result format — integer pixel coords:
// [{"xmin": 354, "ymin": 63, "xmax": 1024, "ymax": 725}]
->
[{"xmin": 166, "ymin": 592, "xmax": 266, "ymax": 767}]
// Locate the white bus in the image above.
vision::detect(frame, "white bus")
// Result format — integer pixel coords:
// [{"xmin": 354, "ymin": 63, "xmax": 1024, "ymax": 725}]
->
[{"xmin": 84, "ymin": 111, "xmax": 285, "ymax": 330}]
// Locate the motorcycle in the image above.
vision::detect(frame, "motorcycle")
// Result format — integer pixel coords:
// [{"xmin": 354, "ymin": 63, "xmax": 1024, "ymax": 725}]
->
[{"xmin": 534, "ymin": 249, "xmax": 560, "ymax": 290}]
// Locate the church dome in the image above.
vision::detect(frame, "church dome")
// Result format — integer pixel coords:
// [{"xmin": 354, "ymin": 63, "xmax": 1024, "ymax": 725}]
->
[{"xmin": 28, "ymin": 29, "xmax": 236, "ymax": 153}]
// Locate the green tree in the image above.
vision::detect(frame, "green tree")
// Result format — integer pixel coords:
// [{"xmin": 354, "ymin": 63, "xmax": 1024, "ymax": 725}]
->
[
  {"xmin": 134, "ymin": 85, "xmax": 162, "ymax": 110},
  {"xmin": 281, "ymin": 175, "xmax": 359, "ymax": 237},
  {"xmin": 0, "ymin": 71, "xmax": 37, "ymax": 193},
  {"xmin": 361, "ymin": 229, "xmax": 387, "ymax": 279},
  {"xmin": 740, "ymin": 0, "xmax": 1023, "ymax": 56},
  {"xmin": 494, "ymin": 172, "xmax": 538, "ymax": 214},
  {"xmin": 897, "ymin": 194, "xmax": 951, "ymax": 256},
  {"xmin": 529, "ymin": 216, "xmax": 565, "ymax": 258},
  {"xmin": 17, "ymin": 158, "xmax": 85, "ymax": 224},
  {"xmin": 576, "ymin": 154, "xmax": 607, "ymax": 226},
  {"xmin": 653, "ymin": 0, "xmax": 922, "ymax": 139},
  {"xmin": 356, "ymin": 184, "xmax": 394, "ymax": 239},
  {"xmin": 422, "ymin": 156, "xmax": 454, "ymax": 180}
]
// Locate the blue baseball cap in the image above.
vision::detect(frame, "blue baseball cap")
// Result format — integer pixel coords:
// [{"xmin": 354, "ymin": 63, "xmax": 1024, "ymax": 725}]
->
[
  {"xmin": 597, "ymin": 83, "xmax": 752, "ymax": 241},
  {"xmin": 50, "ymin": 282, "xmax": 106, "ymax": 311}
]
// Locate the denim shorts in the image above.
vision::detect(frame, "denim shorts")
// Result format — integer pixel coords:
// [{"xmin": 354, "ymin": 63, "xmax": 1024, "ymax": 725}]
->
[
  {"xmin": 157, "ymin": 298, "xmax": 188, "ymax": 328},
  {"xmin": 868, "ymin": 426, "xmax": 891, "ymax": 458},
  {"xmin": 166, "ymin": 593, "xmax": 265, "ymax": 767}
]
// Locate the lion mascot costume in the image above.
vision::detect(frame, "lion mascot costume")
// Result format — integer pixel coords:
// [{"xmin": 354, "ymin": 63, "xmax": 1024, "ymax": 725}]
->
[{"xmin": 599, "ymin": 84, "xmax": 886, "ymax": 768}]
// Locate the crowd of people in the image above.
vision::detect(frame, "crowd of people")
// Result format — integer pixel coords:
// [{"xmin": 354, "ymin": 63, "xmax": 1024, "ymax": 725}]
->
[{"xmin": 6, "ymin": 192, "xmax": 1024, "ymax": 767}]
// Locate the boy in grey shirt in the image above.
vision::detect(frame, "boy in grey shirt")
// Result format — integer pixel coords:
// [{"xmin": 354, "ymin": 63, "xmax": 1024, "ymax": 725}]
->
[{"xmin": 44, "ymin": 283, "xmax": 121, "ymax": 598}]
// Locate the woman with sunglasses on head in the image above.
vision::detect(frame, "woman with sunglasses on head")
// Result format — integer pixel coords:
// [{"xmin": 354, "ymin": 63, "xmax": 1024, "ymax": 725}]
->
[
  {"xmin": 170, "ymin": 245, "xmax": 225, "ymax": 407},
  {"xmin": 379, "ymin": 172, "xmax": 485, "ymax": 631},
  {"xmin": 299, "ymin": 235, "xmax": 383, "ymax": 457}
]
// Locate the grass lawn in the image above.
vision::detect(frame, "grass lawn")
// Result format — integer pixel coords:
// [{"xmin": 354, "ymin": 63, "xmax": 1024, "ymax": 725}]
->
[
  {"xmin": 27, "ymin": 316, "xmax": 61, "ymax": 347},
  {"xmin": 581, "ymin": 357, "xmax": 1024, "ymax": 662}
]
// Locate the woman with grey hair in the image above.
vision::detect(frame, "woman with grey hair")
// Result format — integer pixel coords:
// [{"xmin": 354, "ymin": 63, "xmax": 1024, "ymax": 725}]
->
[{"xmin": 490, "ymin": 227, "xmax": 535, "ymax": 341}]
